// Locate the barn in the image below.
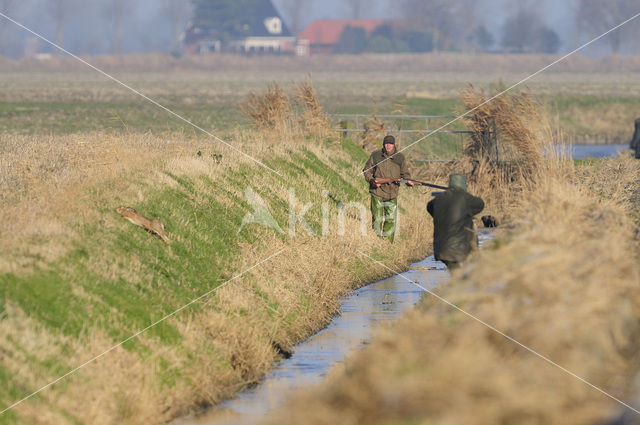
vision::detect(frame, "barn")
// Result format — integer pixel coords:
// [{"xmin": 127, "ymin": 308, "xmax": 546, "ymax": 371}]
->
[{"xmin": 297, "ymin": 19, "xmax": 387, "ymax": 55}]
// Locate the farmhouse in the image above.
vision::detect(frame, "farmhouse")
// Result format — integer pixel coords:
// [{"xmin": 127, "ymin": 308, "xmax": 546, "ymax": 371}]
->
[{"xmin": 184, "ymin": 0, "xmax": 295, "ymax": 54}]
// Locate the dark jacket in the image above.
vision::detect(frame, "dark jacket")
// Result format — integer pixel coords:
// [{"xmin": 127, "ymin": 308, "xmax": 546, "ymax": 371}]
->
[
  {"xmin": 363, "ymin": 148, "xmax": 411, "ymax": 201},
  {"xmin": 427, "ymin": 189, "xmax": 484, "ymax": 263},
  {"xmin": 631, "ymin": 118, "xmax": 640, "ymax": 158}
]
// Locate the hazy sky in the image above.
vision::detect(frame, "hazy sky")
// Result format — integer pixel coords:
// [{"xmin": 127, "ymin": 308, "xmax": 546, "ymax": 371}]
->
[{"xmin": 0, "ymin": 0, "xmax": 623, "ymax": 57}]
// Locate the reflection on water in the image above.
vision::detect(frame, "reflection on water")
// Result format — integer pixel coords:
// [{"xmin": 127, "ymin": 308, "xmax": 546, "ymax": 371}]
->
[
  {"xmin": 550, "ymin": 144, "xmax": 628, "ymax": 159},
  {"xmin": 220, "ymin": 270, "xmax": 437, "ymax": 416},
  {"xmin": 176, "ymin": 231, "xmax": 493, "ymax": 425}
]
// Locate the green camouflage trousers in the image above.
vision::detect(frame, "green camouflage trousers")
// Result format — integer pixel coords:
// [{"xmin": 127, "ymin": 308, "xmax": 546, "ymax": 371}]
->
[{"xmin": 371, "ymin": 196, "xmax": 398, "ymax": 243}]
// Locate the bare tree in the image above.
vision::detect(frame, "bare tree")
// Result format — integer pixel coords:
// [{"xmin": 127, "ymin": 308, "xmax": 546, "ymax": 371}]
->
[
  {"xmin": 498, "ymin": 0, "xmax": 563, "ymax": 54},
  {"xmin": 501, "ymin": 2, "xmax": 539, "ymax": 53},
  {"xmin": 501, "ymin": 4, "xmax": 560, "ymax": 53},
  {"xmin": 398, "ymin": 0, "xmax": 476, "ymax": 51},
  {"xmin": 47, "ymin": 0, "xmax": 82, "ymax": 49},
  {"xmin": 162, "ymin": 0, "xmax": 191, "ymax": 53},
  {"xmin": 0, "ymin": 0, "xmax": 18, "ymax": 54},
  {"xmin": 281, "ymin": 0, "xmax": 312, "ymax": 35},
  {"xmin": 344, "ymin": 0, "xmax": 366, "ymax": 19},
  {"xmin": 104, "ymin": 0, "xmax": 137, "ymax": 54},
  {"xmin": 575, "ymin": 0, "xmax": 640, "ymax": 53}
]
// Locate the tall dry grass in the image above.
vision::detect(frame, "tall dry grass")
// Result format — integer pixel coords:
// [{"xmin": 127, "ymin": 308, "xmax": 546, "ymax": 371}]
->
[
  {"xmin": 294, "ymin": 80, "xmax": 331, "ymax": 135},
  {"xmin": 239, "ymin": 80, "xmax": 331, "ymax": 136},
  {"xmin": 358, "ymin": 116, "xmax": 387, "ymax": 151},
  {"xmin": 4, "ymin": 229, "xmax": 432, "ymax": 424},
  {"xmin": 462, "ymin": 87, "xmax": 546, "ymax": 173},
  {"xmin": 239, "ymin": 83, "xmax": 290, "ymax": 131},
  {"xmin": 0, "ymin": 123, "xmax": 449, "ymax": 424},
  {"xmin": 257, "ymin": 143, "xmax": 640, "ymax": 425},
  {"xmin": 0, "ymin": 133, "xmax": 179, "ymax": 272}
]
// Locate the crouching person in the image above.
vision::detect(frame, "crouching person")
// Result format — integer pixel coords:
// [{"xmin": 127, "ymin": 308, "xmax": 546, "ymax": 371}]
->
[{"xmin": 427, "ymin": 174, "xmax": 484, "ymax": 269}]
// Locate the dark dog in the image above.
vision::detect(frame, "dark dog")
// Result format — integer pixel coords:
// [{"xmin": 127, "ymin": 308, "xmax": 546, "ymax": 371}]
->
[{"xmin": 481, "ymin": 215, "xmax": 498, "ymax": 228}]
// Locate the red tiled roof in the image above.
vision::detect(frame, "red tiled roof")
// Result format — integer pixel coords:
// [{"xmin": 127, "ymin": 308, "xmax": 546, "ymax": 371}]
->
[{"xmin": 298, "ymin": 19, "xmax": 388, "ymax": 45}]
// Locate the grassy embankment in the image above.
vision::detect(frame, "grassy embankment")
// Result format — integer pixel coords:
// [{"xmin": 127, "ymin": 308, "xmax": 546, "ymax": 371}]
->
[
  {"xmin": 1, "ymin": 62, "xmax": 637, "ymax": 423},
  {"xmin": 0, "ymin": 123, "xmax": 442, "ymax": 425},
  {"xmin": 260, "ymin": 131, "xmax": 640, "ymax": 424}
]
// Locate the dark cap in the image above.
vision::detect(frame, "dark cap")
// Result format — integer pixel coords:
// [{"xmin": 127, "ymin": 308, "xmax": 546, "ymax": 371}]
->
[{"xmin": 383, "ymin": 135, "xmax": 395, "ymax": 144}]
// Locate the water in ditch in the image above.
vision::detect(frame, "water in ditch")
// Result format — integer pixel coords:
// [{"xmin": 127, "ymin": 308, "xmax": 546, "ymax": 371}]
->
[
  {"xmin": 176, "ymin": 231, "xmax": 494, "ymax": 425},
  {"xmin": 176, "ymin": 144, "xmax": 629, "ymax": 425},
  {"xmin": 552, "ymin": 143, "xmax": 629, "ymax": 159}
]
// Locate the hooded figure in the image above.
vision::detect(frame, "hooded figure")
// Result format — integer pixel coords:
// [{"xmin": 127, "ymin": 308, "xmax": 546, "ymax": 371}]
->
[
  {"xmin": 427, "ymin": 174, "xmax": 484, "ymax": 269},
  {"xmin": 630, "ymin": 118, "xmax": 640, "ymax": 159}
]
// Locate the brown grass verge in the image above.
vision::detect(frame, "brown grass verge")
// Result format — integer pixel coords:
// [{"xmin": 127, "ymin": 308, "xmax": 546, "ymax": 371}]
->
[
  {"xmin": 258, "ymin": 154, "xmax": 640, "ymax": 425},
  {"xmin": 0, "ymin": 126, "xmax": 456, "ymax": 424}
]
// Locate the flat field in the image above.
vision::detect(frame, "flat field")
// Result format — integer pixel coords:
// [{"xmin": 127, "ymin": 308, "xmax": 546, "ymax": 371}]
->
[{"xmin": 0, "ymin": 53, "xmax": 639, "ymax": 141}]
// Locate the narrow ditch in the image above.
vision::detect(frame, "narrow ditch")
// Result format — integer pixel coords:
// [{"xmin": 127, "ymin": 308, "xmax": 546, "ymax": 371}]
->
[
  {"xmin": 175, "ymin": 143, "xmax": 629, "ymax": 425},
  {"xmin": 175, "ymin": 231, "xmax": 494, "ymax": 425}
]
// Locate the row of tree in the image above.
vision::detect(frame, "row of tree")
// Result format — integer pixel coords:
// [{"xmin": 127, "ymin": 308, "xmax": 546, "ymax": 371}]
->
[
  {"xmin": 285, "ymin": 0, "xmax": 640, "ymax": 54},
  {"xmin": 334, "ymin": 23, "xmax": 490, "ymax": 54},
  {"xmin": 334, "ymin": 21, "xmax": 558, "ymax": 54},
  {"xmin": 575, "ymin": 0, "xmax": 640, "ymax": 53},
  {"xmin": 0, "ymin": 0, "xmax": 191, "ymax": 57}
]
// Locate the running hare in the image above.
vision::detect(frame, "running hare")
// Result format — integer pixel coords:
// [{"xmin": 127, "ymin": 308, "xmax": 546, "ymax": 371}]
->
[{"xmin": 116, "ymin": 206, "xmax": 171, "ymax": 244}]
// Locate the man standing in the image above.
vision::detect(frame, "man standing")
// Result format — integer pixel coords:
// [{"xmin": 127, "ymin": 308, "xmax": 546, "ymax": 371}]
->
[
  {"xmin": 363, "ymin": 135, "xmax": 413, "ymax": 243},
  {"xmin": 427, "ymin": 174, "xmax": 484, "ymax": 269}
]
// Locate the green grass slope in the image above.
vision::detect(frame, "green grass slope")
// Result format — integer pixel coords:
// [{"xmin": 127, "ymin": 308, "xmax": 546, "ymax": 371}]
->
[{"xmin": 0, "ymin": 135, "xmax": 433, "ymax": 425}]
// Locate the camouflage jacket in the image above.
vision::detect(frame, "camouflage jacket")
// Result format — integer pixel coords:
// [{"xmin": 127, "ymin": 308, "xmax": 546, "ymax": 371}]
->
[{"xmin": 363, "ymin": 148, "xmax": 411, "ymax": 201}]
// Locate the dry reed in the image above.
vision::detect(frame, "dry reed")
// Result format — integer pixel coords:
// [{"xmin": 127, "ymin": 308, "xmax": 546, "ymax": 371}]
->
[
  {"xmin": 293, "ymin": 80, "xmax": 330, "ymax": 135},
  {"xmin": 361, "ymin": 116, "xmax": 386, "ymax": 150},
  {"xmin": 462, "ymin": 87, "xmax": 545, "ymax": 165},
  {"xmin": 239, "ymin": 83, "xmax": 290, "ymax": 131},
  {"xmin": 461, "ymin": 87, "xmax": 551, "ymax": 188}
]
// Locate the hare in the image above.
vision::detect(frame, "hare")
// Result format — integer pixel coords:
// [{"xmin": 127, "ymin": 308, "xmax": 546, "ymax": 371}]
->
[{"xmin": 116, "ymin": 206, "xmax": 171, "ymax": 244}]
